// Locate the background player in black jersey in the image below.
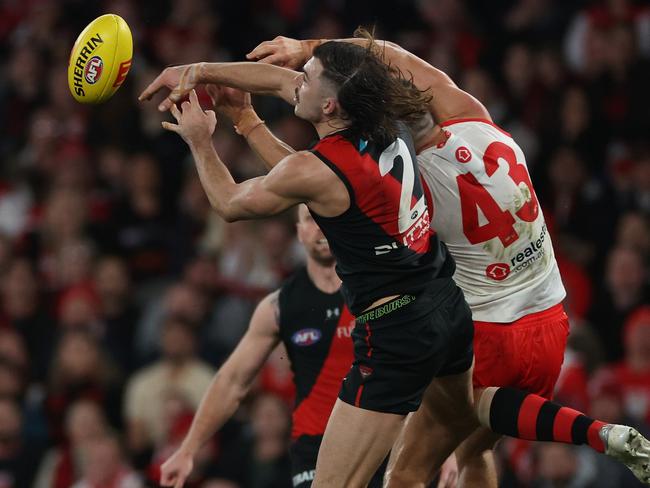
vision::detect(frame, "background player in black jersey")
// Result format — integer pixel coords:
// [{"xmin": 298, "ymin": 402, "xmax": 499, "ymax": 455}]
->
[
  {"xmin": 159, "ymin": 205, "xmax": 385, "ymax": 488},
  {"xmin": 141, "ymin": 43, "xmax": 477, "ymax": 487}
]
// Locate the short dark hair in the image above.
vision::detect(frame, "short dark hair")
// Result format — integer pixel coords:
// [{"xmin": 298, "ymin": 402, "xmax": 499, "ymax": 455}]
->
[{"xmin": 312, "ymin": 40, "xmax": 430, "ymax": 148}]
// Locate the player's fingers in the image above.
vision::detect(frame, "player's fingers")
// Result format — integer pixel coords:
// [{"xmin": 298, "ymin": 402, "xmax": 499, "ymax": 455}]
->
[
  {"xmin": 189, "ymin": 89, "xmax": 199, "ymax": 107},
  {"xmin": 160, "ymin": 470, "xmax": 175, "ymax": 486},
  {"xmin": 174, "ymin": 475, "xmax": 186, "ymax": 488},
  {"xmin": 180, "ymin": 100, "xmax": 191, "ymax": 113},
  {"xmin": 138, "ymin": 74, "xmax": 164, "ymax": 101},
  {"xmin": 205, "ymin": 110, "xmax": 217, "ymax": 124},
  {"xmin": 161, "ymin": 121, "xmax": 180, "ymax": 133},
  {"xmin": 170, "ymin": 103, "xmax": 181, "ymax": 121},
  {"xmin": 246, "ymin": 42, "xmax": 277, "ymax": 60},
  {"xmin": 257, "ymin": 53, "xmax": 287, "ymax": 66},
  {"xmin": 158, "ymin": 97, "xmax": 175, "ymax": 112}
]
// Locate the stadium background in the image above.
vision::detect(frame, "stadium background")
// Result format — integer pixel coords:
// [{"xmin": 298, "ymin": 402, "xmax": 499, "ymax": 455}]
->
[{"xmin": 0, "ymin": 0, "xmax": 648, "ymax": 486}]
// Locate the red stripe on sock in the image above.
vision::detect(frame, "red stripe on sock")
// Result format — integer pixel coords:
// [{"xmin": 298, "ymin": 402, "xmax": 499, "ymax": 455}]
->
[
  {"xmin": 588, "ymin": 420, "xmax": 606, "ymax": 453},
  {"xmin": 552, "ymin": 407, "xmax": 582, "ymax": 443},
  {"xmin": 517, "ymin": 394, "xmax": 546, "ymax": 439}
]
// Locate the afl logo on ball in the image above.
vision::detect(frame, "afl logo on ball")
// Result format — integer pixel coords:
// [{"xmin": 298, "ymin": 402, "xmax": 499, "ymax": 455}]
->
[
  {"xmin": 455, "ymin": 147, "xmax": 472, "ymax": 163},
  {"xmin": 485, "ymin": 263, "xmax": 511, "ymax": 281},
  {"xmin": 292, "ymin": 328, "xmax": 322, "ymax": 346},
  {"xmin": 84, "ymin": 56, "xmax": 103, "ymax": 84}
]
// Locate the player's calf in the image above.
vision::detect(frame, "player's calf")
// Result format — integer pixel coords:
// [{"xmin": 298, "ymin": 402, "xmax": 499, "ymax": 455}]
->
[{"xmin": 479, "ymin": 386, "xmax": 650, "ymax": 485}]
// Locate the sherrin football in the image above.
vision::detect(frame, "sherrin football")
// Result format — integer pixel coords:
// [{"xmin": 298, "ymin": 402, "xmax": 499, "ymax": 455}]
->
[{"xmin": 68, "ymin": 14, "xmax": 133, "ymax": 104}]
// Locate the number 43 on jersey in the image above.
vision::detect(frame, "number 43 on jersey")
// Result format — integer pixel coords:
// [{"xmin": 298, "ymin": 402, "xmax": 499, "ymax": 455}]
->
[{"xmin": 457, "ymin": 141, "xmax": 539, "ymax": 247}]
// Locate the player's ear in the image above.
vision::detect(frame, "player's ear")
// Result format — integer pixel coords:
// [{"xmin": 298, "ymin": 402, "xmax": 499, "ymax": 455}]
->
[{"xmin": 322, "ymin": 97, "xmax": 337, "ymax": 116}]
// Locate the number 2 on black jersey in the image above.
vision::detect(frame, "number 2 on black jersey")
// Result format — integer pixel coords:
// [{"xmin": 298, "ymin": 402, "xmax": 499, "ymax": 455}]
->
[{"xmin": 378, "ymin": 138, "xmax": 429, "ymax": 242}]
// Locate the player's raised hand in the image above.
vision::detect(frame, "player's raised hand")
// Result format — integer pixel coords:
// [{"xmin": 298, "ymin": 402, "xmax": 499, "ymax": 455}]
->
[
  {"xmin": 246, "ymin": 36, "xmax": 309, "ymax": 69},
  {"xmin": 162, "ymin": 90, "xmax": 217, "ymax": 145},
  {"xmin": 160, "ymin": 447, "xmax": 194, "ymax": 488},
  {"xmin": 139, "ymin": 63, "xmax": 202, "ymax": 112},
  {"xmin": 206, "ymin": 85, "xmax": 252, "ymax": 124}
]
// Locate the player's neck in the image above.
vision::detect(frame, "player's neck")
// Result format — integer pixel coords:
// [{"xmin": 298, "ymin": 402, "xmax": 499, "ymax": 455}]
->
[
  {"xmin": 314, "ymin": 118, "xmax": 349, "ymax": 139},
  {"xmin": 306, "ymin": 258, "xmax": 340, "ymax": 294}
]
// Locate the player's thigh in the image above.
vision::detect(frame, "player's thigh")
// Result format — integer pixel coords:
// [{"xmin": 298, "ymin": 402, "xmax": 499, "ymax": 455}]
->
[
  {"xmin": 312, "ymin": 399, "xmax": 404, "ymax": 488},
  {"xmin": 422, "ymin": 361, "xmax": 476, "ymax": 424}
]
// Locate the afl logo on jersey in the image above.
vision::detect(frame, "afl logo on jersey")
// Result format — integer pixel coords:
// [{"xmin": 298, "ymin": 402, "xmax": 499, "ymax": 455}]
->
[
  {"xmin": 292, "ymin": 328, "xmax": 322, "ymax": 346},
  {"xmin": 485, "ymin": 263, "xmax": 511, "ymax": 281},
  {"xmin": 455, "ymin": 147, "xmax": 472, "ymax": 163}
]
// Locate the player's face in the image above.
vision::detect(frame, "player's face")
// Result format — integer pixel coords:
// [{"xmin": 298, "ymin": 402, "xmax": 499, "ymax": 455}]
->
[
  {"xmin": 294, "ymin": 58, "xmax": 335, "ymax": 123},
  {"xmin": 296, "ymin": 205, "xmax": 334, "ymax": 265}
]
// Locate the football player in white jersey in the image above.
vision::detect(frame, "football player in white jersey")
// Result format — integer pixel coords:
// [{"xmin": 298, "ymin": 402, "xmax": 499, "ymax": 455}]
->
[{"xmin": 240, "ymin": 33, "xmax": 650, "ymax": 487}]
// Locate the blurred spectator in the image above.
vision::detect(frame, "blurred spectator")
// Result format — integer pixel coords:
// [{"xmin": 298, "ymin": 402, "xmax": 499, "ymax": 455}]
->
[
  {"xmin": 124, "ymin": 317, "xmax": 213, "ymax": 457},
  {"xmin": 544, "ymin": 147, "xmax": 616, "ymax": 271},
  {"xmin": 72, "ymin": 433, "xmax": 142, "ymax": 488},
  {"xmin": 34, "ymin": 399, "xmax": 109, "ymax": 488},
  {"xmin": 0, "ymin": 397, "xmax": 44, "ymax": 488},
  {"xmin": 111, "ymin": 153, "xmax": 173, "ymax": 283},
  {"xmin": 219, "ymin": 394, "xmax": 291, "ymax": 488},
  {"xmin": 146, "ymin": 391, "xmax": 220, "ymax": 486},
  {"xmin": 616, "ymin": 211, "xmax": 650, "ymax": 255},
  {"xmin": 93, "ymin": 255, "xmax": 140, "ymax": 373},
  {"xmin": 46, "ymin": 330, "xmax": 122, "ymax": 443},
  {"xmin": 135, "ymin": 281, "xmax": 211, "ymax": 362},
  {"xmin": 0, "ymin": 257, "xmax": 53, "ymax": 381},
  {"xmin": 588, "ymin": 247, "xmax": 648, "ymax": 361},
  {"xmin": 594, "ymin": 306, "xmax": 650, "ymax": 427}
]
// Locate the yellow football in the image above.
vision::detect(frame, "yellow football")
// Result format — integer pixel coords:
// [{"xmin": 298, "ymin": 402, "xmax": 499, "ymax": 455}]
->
[{"xmin": 68, "ymin": 14, "xmax": 133, "ymax": 104}]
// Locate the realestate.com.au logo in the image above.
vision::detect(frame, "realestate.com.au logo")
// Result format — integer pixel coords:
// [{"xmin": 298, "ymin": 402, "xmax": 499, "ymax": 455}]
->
[{"xmin": 485, "ymin": 225, "xmax": 548, "ymax": 281}]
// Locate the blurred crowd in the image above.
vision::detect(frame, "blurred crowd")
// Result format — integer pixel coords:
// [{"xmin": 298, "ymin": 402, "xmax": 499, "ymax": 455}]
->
[{"xmin": 0, "ymin": 0, "xmax": 648, "ymax": 487}]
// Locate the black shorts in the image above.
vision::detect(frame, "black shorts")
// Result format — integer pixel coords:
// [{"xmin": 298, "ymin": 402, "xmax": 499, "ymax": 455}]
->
[
  {"xmin": 339, "ymin": 279, "xmax": 474, "ymax": 414},
  {"xmin": 289, "ymin": 435, "xmax": 386, "ymax": 487}
]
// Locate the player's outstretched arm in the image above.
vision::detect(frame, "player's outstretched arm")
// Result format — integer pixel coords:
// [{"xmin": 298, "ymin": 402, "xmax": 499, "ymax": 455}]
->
[
  {"xmin": 207, "ymin": 85, "xmax": 295, "ymax": 170},
  {"xmin": 163, "ymin": 90, "xmax": 331, "ymax": 222},
  {"xmin": 160, "ymin": 292, "xmax": 282, "ymax": 488},
  {"xmin": 247, "ymin": 35, "xmax": 490, "ymax": 123},
  {"xmin": 139, "ymin": 61, "xmax": 299, "ymax": 112}
]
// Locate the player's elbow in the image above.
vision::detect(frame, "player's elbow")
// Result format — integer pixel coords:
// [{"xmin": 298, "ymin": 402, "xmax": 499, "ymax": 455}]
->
[{"xmin": 215, "ymin": 369, "xmax": 250, "ymax": 405}]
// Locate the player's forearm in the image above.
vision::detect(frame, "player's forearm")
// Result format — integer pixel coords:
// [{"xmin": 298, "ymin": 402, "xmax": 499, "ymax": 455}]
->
[
  {"xmin": 188, "ymin": 137, "xmax": 241, "ymax": 221},
  {"xmin": 237, "ymin": 110, "xmax": 296, "ymax": 169},
  {"xmin": 180, "ymin": 370, "xmax": 250, "ymax": 455},
  {"xmin": 198, "ymin": 62, "xmax": 297, "ymax": 105}
]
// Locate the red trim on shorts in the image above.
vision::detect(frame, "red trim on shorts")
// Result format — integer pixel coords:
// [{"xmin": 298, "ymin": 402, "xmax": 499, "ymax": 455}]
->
[
  {"xmin": 552, "ymin": 407, "xmax": 581, "ymax": 443},
  {"xmin": 474, "ymin": 303, "xmax": 566, "ymax": 328},
  {"xmin": 355, "ymin": 323, "xmax": 373, "ymax": 407},
  {"xmin": 439, "ymin": 118, "xmax": 512, "ymax": 137},
  {"xmin": 517, "ymin": 394, "xmax": 545, "ymax": 439},
  {"xmin": 355, "ymin": 385, "xmax": 364, "ymax": 407},
  {"xmin": 365, "ymin": 322, "xmax": 372, "ymax": 357}
]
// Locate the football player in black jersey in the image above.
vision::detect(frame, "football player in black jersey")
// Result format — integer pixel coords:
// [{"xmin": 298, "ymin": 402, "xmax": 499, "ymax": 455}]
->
[
  {"xmin": 160, "ymin": 205, "xmax": 385, "ymax": 488},
  {"xmin": 141, "ymin": 42, "xmax": 476, "ymax": 488}
]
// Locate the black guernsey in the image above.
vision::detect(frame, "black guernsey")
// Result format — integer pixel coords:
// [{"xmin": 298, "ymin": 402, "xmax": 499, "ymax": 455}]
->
[{"xmin": 310, "ymin": 125, "xmax": 454, "ymax": 314}]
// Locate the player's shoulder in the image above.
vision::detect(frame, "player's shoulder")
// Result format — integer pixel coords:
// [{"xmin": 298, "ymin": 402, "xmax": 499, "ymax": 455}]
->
[
  {"xmin": 440, "ymin": 118, "xmax": 512, "ymax": 140},
  {"xmin": 278, "ymin": 266, "xmax": 311, "ymax": 298}
]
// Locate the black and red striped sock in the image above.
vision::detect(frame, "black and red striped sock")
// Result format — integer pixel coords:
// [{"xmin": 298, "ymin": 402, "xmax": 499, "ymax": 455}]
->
[{"xmin": 489, "ymin": 387, "xmax": 606, "ymax": 453}]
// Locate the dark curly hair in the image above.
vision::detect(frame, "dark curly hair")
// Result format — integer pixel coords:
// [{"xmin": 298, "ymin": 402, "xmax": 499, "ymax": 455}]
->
[{"xmin": 312, "ymin": 37, "xmax": 431, "ymax": 148}]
